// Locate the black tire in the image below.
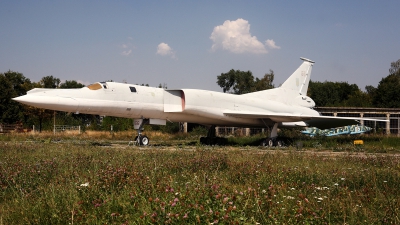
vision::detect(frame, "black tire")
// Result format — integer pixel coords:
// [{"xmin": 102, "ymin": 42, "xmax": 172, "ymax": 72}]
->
[
  {"xmin": 134, "ymin": 136, "xmax": 139, "ymax": 145},
  {"xmin": 140, "ymin": 135, "xmax": 149, "ymax": 146},
  {"xmin": 261, "ymin": 138, "xmax": 274, "ymax": 147},
  {"xmin": 268, "ymin": 139, "xmax": 274, "ymax": 147}
]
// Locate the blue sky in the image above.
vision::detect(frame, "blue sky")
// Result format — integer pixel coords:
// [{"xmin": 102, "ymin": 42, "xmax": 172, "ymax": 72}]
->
[{"xmin": 1, "ymin": 1, "xmax": 399, "ymax": 91}]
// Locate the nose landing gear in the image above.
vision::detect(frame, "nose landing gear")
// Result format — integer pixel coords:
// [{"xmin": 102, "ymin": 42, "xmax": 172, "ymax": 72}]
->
[{"xmin": 129, "ymin": 118, "xmax": 150, "ymax": 146}]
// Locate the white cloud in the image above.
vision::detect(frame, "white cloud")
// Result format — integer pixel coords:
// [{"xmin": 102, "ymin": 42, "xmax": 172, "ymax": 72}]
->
[
  {"xmin": 265, "ymin": 39, "xmax": 281, "ymax": 49},
  {"xmin": 156, "ymin": 42, "xmax": 176, "ymax": 58},
  {"xmin": 120, "ymin": 40, "xmax": 133, "ymax": 56},
  {"xmin": 121, "ymin": 49, "xmax": 132, "ymax": 56},
  {"xmin": 210, "ymin": 18, "xmax": 270, "ymax": 54}
]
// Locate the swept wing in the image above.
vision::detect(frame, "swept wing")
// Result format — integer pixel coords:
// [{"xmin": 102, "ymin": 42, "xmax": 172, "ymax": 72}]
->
[{"xmin": 223, "ymin": 110, "xmax": 387, "ymax": 129}]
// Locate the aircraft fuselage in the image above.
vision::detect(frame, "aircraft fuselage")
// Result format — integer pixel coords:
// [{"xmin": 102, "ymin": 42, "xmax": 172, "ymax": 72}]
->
[{"xmin": 15, "ymin": 81, "xmax": 319, "ymax": 127}]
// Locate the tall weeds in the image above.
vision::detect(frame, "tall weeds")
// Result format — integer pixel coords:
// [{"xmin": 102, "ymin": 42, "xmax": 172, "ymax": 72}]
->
[{"xmin": 0, "ymin": 141, "xmax": 399, "ymax": 224}]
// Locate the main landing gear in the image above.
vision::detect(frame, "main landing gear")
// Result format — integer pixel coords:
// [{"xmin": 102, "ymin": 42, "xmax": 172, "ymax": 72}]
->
[
  {"xmin": 200, "ymin": 125, "xmax": 228, "ymax": 145},
  {"xmin": 261, "ymin": 123, "xmax": 283, "ymax": 147},
  {"xmin": 129, "ymin": 118, "xmax": 150, "ymax": 146}
]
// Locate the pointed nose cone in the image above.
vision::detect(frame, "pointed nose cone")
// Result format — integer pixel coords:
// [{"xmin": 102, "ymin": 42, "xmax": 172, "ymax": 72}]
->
[
  {"xmin": 12, "ymin": 95, "xmax": 36, "ymax": 105},
  {"xmin": 12, "ymin": 95, "xmax": 54, "ymax": 108},
  {"xmin": 13, "ymin": 94, "xmax": 79, "ymax": 112}
]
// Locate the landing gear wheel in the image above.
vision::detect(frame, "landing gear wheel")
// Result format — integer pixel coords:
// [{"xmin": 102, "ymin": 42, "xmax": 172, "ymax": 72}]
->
[
  {"xmin": 262, "ymin": 138, "xmax": 283, "ymax": 147},
  {"xmin": 133, "ymin": 135, "xmax": 149, "ymax": 146},
  {"xmin": 261, "ymin": 138, "xmax": 274, "ymax": 147},
  {"xmin": 262, "ymin": 138, "xmax": 274, "ymax": 147},
  {"xmin": 140, "ymin": 135, "xmax": 149, "ymax": 146},
  {"xmin": 268, "ymin": 139, "xmax": 274, "ymax": 147}
]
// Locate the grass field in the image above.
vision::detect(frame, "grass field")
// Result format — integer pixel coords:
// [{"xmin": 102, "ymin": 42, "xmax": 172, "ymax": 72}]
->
[{"xmin": 0, "ymin": 132, "xmax": 399, "ymax": 224}]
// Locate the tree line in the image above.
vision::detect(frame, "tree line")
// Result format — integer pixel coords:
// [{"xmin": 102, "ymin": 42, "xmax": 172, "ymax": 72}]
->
[
  {"xmin": 1, "ymin": 58, "xmax": 399, "ymax": 130},
  {"xmin": 217, "ymin": 59, "xmax": 400, "ymax": 108}
]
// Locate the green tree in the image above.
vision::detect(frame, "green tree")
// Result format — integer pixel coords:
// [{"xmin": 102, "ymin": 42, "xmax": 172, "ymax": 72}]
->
[
  {"xmin": 365, "ymin": 85, "xmax": 377, "ymax": 98},
  {"xmin": 343, "ymin": 90, "xmax": 372, "ymax": 107},
  {"xmin": 59, "ymin": 80, "xmax": 85, "ymax": 88},
  {"xmin": 373, "ymin": 74, "xmax": 400, "ymax": 108},
  {"xmin": 254, "ymin": 70, "xmax": 275, "ymax": 91},
  {"xmin": 372, "ymin": 59, "xmax": 400, "ymax": 108},
  {"xmin": 0, "ymin": 71, "xmax": 31, "ymax": 124},
  {"xmin": 0, "ymin": 74, "xmax": 17, "ymax": 123},
  {"xmin": 101, "ymin": 116, "xmax": 133, "ymax": 131},
  {"xmin": 158, "ymin": 83, "xmax": 167, "ymax": 89},
  {"xmin": 217, "ymin": 69, "xmax": 254, "ymax": 94},
  {"xmin": 41, "ymin": 75, "xmax": 60, "ymax": 88},
  {"xmin": 389, "ymin": 59, "xmax": 400, "ymax": 75},
  {"xmin": 308, "ymin": 81, "xmax": 361, "ymax": 107},
  {"xmin": 217, "ymin": 69, "xmax": 275, "ymax": 94}
]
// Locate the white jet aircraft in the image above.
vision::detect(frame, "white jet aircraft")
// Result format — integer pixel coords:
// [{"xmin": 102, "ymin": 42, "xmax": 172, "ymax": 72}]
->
[{"xmin": 13, "ymin": 57, "xmax": 387, "ymax": 146}]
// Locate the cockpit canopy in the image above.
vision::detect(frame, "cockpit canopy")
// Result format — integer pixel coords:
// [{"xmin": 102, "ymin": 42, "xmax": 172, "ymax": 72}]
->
[
  {"xmin": 87, "ymin": 82, "xmax": 137, "ymax": 93},
  {"xmin": 87, "ymin": 82, "xmax": 109, "ymax": 90}
]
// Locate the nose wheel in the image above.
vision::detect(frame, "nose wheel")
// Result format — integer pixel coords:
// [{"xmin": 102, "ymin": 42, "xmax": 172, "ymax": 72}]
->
[
  {"xmin": 133, "ymin": 134, "xmax": 150, "ymax": 146},
  {"xmin": 129, "ymin": 118, "xmax": 150, "ymax": 146}
]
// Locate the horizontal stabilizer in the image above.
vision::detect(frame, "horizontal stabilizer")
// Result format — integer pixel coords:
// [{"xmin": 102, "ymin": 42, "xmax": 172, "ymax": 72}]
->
[{"xmin": 300, "ymin": 57, "xmax": 315, "ymax": 63}]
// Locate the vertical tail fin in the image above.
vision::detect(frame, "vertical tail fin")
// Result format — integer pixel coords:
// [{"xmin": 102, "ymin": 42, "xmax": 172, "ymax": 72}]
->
[{"xmin": 280, "ymin": 57, "xmax": 314, "ymax": 96}]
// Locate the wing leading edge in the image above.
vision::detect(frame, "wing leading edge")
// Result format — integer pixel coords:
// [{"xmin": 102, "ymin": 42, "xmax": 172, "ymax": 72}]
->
[{"xmin": 223, "ymin": 111, "xmax": 388, "ymax": 130}]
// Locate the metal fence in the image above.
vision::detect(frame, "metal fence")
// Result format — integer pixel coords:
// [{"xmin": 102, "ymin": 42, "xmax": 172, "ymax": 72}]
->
[
  {"xmin": 0, "ymin": 123, "xmax": 24, "ymax": 133},
  {"xmin": 53, "ymin": 125, "xmax": 81, "ymax": 134},
  {"xmin": 216, "ymin": 127, "xmax": 265, "ymax": 136}
]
